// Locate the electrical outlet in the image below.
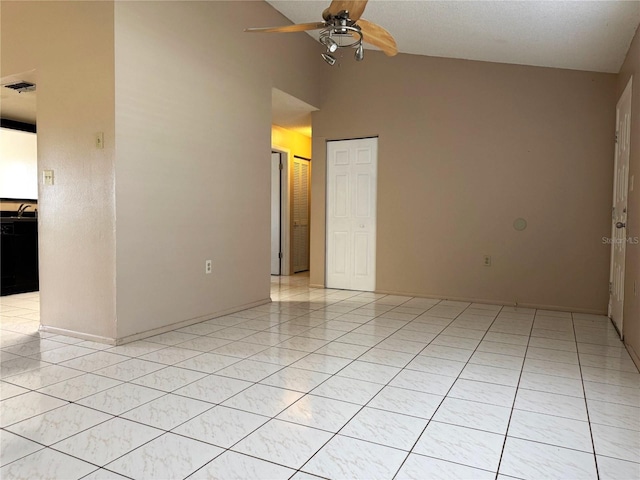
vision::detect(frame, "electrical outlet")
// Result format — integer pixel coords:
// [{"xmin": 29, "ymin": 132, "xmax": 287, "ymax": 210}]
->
[
  {"xmin": 205, "ymin": 260, "xmax": 212, "ymax": 274},
  {"xmin": 483, "ymin": 255, "xmax": 492, "ymax": 267}
]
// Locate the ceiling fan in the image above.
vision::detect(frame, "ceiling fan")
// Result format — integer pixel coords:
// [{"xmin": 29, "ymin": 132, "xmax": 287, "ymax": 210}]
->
[{"xmin": 245, "ymin": 0, "xmax": 397, "ymax": 65}]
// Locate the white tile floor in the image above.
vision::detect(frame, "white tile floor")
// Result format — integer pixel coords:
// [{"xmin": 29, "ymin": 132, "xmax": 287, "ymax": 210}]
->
[{"xmin": 1, "ymin": 275, "xmax": 639, "ymax": 479}]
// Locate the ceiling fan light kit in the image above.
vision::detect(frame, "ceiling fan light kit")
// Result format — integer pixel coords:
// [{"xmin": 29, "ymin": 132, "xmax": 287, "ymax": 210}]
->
[
  {"xmin": 245, "ymin": 0, "xmax": 397, "ymax": 66},
  {"xmin": 321, "ymin": 52, "xmax": 337, "ymax": 66},
  {"xmin": 319, "ymin": 23, "xmax": 363, "ymax": 63}
]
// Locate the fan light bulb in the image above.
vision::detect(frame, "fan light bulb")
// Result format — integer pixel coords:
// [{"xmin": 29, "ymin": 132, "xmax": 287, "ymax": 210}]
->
[
  {"xmin": 355, "ymin": 44, "xmax": 364, "ymax": 61},
  {"xmin": 326, "ymin": 37, "xmax": 338, "ymax": 53},
  {"xmin": 321, "ymin": 53, "xmax": 337, "ymax": 66},
  {"xmin": 321, "ymin": 36, "xmax": 339, "ymax": 53}
]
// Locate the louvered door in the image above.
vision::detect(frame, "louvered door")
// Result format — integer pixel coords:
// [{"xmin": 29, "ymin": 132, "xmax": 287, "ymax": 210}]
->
[{"xmin": 293, "ymin": 157, "xmax": 310, "ymax": 273}]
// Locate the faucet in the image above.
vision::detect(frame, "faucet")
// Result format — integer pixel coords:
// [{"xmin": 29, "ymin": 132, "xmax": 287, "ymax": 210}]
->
[{"xmin": 17, "ymin": 204, "xmax": 31, "ymax": 218}]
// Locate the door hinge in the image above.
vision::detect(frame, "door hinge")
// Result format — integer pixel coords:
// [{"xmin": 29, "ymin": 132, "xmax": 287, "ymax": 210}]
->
[
  {"xmin": 615, "ymin": 131, "xmax": 619, "ymax": 144},
  {"xmin": 609, "ymin": 281, "xmax": 613, "ymax": 294},
  {"xmin": 278, "ymin": 252, "xmax": 283, "ymax": 259},
  {"xmin": 279, "ymin": 162, "xmax": 283, "ymax": 171}
]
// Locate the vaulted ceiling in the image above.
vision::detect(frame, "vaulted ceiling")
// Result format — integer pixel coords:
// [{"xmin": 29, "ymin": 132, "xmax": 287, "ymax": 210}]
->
[
  {"xmin": 267, "ymin": 0, "xmax": 640, "ymax": 73},
  {"xmin": 268, "ymin": 0, "xmax": 639, "ymax": 134},
  {"xmin": 3, "ymin": 2, "xmax": 639, "ymax": 130}
]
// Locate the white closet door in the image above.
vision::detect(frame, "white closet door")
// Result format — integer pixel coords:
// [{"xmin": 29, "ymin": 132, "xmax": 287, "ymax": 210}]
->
[
  {"xmin": 293, "ymin": 157, "xmax": 310, "ymax": 273},
  {"xmin": 326, "ymin": 138, "xmax": 377, "ymax": 291}
]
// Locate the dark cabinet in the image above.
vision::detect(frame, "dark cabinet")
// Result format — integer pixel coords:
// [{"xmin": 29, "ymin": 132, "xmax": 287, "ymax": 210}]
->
[{"xmin": 1, "ymin": 218, "xmax": 39, "ymax": 295}]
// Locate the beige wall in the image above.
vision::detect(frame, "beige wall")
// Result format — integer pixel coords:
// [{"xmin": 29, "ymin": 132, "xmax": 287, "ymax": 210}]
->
[
  {"xmin": 1, "ymin": 1, "xmax": 322, "ymax": 342},
  {"xmin": 618, "ymin": 28, "xmax": 640, "ymax": 367},
  {"xmin": 2, "ymin": 0, "xmax": 629, "ymax": 342},
  {"xmin": 113, "ymin": 2, "xmax": 322, "ymax": 339},
  {"xmin": 312, "ymin": 53, "xmax": 617, "ymax": 313},
  {"xmin": 1, "ymin": 1, "xmax": 117, "ymax": 339}
]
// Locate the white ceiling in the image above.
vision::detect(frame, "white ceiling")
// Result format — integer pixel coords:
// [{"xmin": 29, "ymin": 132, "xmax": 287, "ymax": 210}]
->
[
  {"xmin": 0, "ymin": 71, "xmax": 37, "ymax": 125},
  {"xmin": 266, "ymin": 0, "xmax": 640, "ymax": 73}
]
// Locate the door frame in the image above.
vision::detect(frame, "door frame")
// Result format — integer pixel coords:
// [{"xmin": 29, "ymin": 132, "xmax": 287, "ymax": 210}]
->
[
  {"xmin": 272, "ymin": 146, "xmax": 291, "ymax": 275},
  {"xmin": 271, "ymin": 152, "xmax": 282, "ymax": 275},
  {"xmin": 608, "ymin": 76, "xmax": 633, "ymax": 337}
]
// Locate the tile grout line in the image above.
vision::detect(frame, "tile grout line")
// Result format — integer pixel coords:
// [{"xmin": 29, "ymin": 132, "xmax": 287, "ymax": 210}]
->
[
  {"xmin": 391, "ymin": 302, "xmax": 511, "ymax": 479},
  {"xmin": 493, "ymin": 308, "xmax": 537, "ymax": 480},
  {"xmin": 2, "ymin": 288, "xmax": 636, "ymax": 479},
  {"xmin": 574, "ymin": 311, "xmax": 602, "ymax": 480},
  {"xmin": 287, "ymin": 296, "xmax": 449, "ymax": 477},
  {"xmin": 120, "ymin": 291, "xmax": 394, "ymax": 478},
  {"xmin": 282, "ymin": 295, "xmax": 428, "ymax": 478},
  {"xmin": 3, "ymin": 294, "xmax": 455, "ymax": 477},
  {"xmin": 183, "ymin": 290, "xmax": 399, "ymax": 480}
]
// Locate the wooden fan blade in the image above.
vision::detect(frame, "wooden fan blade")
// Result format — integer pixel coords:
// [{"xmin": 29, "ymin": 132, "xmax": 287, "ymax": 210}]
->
[
  {"xmin": 324, "ymin": 0, "xmax": 369, "ymax": 21},
  {"xmin": 357, "ymin": 18, "xmax": 398, "ymax": 56},
  {"xmin": 245, "ymin": 22, "xmax": 327, "ymax": 33}
]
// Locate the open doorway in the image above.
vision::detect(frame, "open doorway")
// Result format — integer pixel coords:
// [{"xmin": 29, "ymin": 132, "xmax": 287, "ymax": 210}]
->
[
  {"xmin": 1, "ymin": 71, "xmax": 39, "ymax": 298},
  {"xmin": 271, "ymin": 88, "xmax": 318, "ymax": 277},
  {"xmin": 269, "ymin": 149, "xmax": 312, "ymax": 277},
  {"xmin": 0, "ymin": 71, "xmax": 42, "ymax": 341}
]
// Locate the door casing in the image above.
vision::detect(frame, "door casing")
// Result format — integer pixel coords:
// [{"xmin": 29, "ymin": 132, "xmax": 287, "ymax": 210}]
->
[
  {"xmin": 271, "ymin": 147, "xmax": 291, "ymax": 275},
  {"xmin": 271, "ymin": 152, "xmax": 282, "ymax": 275}
]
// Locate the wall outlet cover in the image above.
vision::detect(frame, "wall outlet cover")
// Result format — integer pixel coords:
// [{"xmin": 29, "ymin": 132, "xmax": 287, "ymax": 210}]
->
[{"xmin": 43, "ymin": 170, "xmax": 54, "ymax": 185}]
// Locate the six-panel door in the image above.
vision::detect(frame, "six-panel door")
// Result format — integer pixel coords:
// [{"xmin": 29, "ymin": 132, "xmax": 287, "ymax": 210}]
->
[{"xmin": 326, "ymin": 138, "xmax": 378, "ymax": 291}]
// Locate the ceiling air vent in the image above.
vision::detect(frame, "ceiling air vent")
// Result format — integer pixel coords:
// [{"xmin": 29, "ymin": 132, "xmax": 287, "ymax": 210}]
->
[{"xmin": 3, "ymin": 81, "xmax": 36, "ymax": 93}]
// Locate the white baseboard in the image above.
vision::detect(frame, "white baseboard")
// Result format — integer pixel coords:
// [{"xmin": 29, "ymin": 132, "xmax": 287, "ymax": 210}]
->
[
  {"xmin": 372, "ymin": 288, "xmax": 607, "ymax": 315},
  {"xmin": 116, "ymin": 298, "xmax": 272, "ymax": 345},
  {"xmin": 40, "ymin": 297, "xmax": 272, "ymax": 346},
  {"xmin": 38, "ymin": 326, "xmax": 117, "ymax": 345},
  {"xmin": 625, "ymin": 340, "xmax": 640, "ymax": 371}
]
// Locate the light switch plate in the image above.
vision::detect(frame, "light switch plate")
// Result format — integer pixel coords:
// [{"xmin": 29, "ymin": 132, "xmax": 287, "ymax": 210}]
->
[{"xmin": 43, "ymin": 170, "xmax": 54, "ymax": 185}]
